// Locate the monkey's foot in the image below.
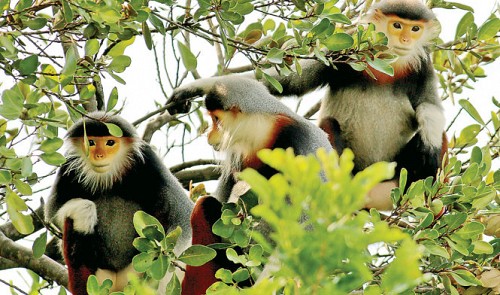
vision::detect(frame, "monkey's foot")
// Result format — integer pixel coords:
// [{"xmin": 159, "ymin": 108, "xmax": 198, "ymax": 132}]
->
[{"xmin": 57, "ymin": 198, "xmax": 98, "ymax": 234}]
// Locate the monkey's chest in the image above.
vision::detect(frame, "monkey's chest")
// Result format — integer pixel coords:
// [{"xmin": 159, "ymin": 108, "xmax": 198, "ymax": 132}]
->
[
  {"xmin": 94, "ymin": 196, "xmax": 142, "ymax": 271},
  {"xmin": 321, "ymin": 86, "xmax": 417, "ymax": 169}
]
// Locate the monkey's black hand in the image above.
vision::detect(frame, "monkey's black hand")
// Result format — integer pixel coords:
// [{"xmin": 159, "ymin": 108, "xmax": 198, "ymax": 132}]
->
[{"xmin": 167, "ymin": 87, "xmax": 205, "ymax": 115}]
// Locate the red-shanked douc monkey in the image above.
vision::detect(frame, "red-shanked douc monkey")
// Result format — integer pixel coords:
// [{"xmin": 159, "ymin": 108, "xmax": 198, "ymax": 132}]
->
[{"xmin": 45, "ymin": 112, "xmax": 194, "ymax": 295}]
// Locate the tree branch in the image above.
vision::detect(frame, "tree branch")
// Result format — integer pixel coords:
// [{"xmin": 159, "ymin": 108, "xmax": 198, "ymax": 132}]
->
[
  {"xmin": 0, "ymin": 231, "xmax": 68, "ymax": 288},
  {"xmin": 174, "ymin": 166, "xmax": 220, "ymax": 188}
]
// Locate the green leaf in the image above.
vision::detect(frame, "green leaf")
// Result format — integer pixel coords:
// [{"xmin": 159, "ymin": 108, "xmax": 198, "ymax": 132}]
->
[
  {"xmin": 86, "ymin": 275, "xmax": 99, "ymax": 294},
  {"xmin": 263, "ymin": 73, "xmax": 283, "ymax": 93},
  {"xmin": 105, "ymin": 123, "xmax": 123, "ymax": 137},
  {"xmin": 32, "ymin": 231, "xmax": 47, "ymax": 258},
  {"xmin": 108, "ymin": 55, "xmax": 132, "ymax": 73},
  {"xmin": 178, "ymin": 245, "xmax": 216, "ymax": 266},
  {"xmin": 25, "ymin": 17, "xmax": 47, "ymax": 30},
  {"xmin": 323, "ymin": 33, "xmax": 354, "ymax": 51},
  {"xmin": 455, "ymin": 124, "xmax": 480, "ymax": 147},
  {"xmin": 212, "ymin": 218, "xmax": 234, "ymax": 238},
  {"xmin": 62, "ymin": 0, "xmax": 73, "ymax": 23},
  {"xmin": 266, "ymin": 48, "xmax": 285, "ymax": 64},
  {"xmin": 18, "ymin": 55, "xmax": 39, "ymax": 75},
  {"xmin": 142, "ymin": 225, "xmax": 165, "ymax": 242},
  {"xmin": 133, "ymin": 211, "xmax": 165, "ymax": 237},
  {"xmin": 150, "ymin": 255, "xmax": 169, "ymax": 280},
  {"xmin": 132, "ymin": 252, "xmax": 155, "ymax": 272},
  {"xmin": 177, "ymin": 42, "xmax": 197, "ymax": 72},
  {"xmin": 443, "ymin": 212, "xmax": 468, "ymax": 231},
  {"xmin": 232, "ymin": 268, "xmax": 250, "ymax": 282},
  {"xmin": 450, "ymin": 270, "xmax": 482, "ymax": 287},
  {"xmin": 62, "ymin": 47, "xmax": 78, "ymax": 77},
  {"xmin": 13, "ymin": 179, "xmax": 32, "ymax": 196},
  {"xmin": 367, "ymin": 57, "xmax": 394, "ymax": 76},
  {"xmin": 39, "ymin": 137, "xmax": 64, "ymax": 153},
  {"xmin": 133, "ymin": 237, "xmax": 156, "ymax": 252},
  {"xmin": 472, "ymin": 240, "xmax": 494, "ymax": 254},
  {"xmin": 99, "ymin": 7, "xmax": 122, "ymax": 23},
  {"xmin": 6, "ymin": 189, "xmax": 34, "ymax": 234},
  {"xmin": 0, "ymin": 170, "xmax": 12, "ymax": 184},
  {"xmin": 422, "ymin": 241, "xmax": 450, "ymax": 259},
  {"xmin": 148, "ymin": 13, "xmax": 165, "ymax": 35},
  {"xmin": 455, "ymin": 221, "xmax": 484, "ymax": 239},
  {"xmin": 106, "ymin": 87, "xmax": 118, "ymax": 112},
  {"xmin": 165, "ymin": 273, "xmax": 181, "ymax": 295},
  {"xmin": 40, "ymin": 152, "xmax": 66, "ymax": 166},
  {"xmin": 215, "ymin": 268, "xmax": 233, "ymax": 284},
  {"xmin": 80, "ymin": 84, "xmax": 96, "ymax": 101},
  {"xmin": 107, "ymin": 37, "xmax": 136, "ymax": 57},
  {"xmin": 0, "ymin": 88, "xmax": 24, "ymax": 120},
  {"xmin": 477, "ymin": 18, "xmax": 500, "ymax": 40},
  {"xmin": 142, "ymin": 22, "xmax": 152, "ymax": 50},
  {"xmin": 0, "ymin": 35, "xmax": 16, "ymax": 54},
  {"xmin": 381, "ymin": 239, "xmax": 423, "ymax": 293},
  {"xmin": 455, "ymin": 12, "xmax": 474, "ymax": 39},
  {"xmin": 85, "ymin": 39, "xmax": 100, "ymax": 57},
  {"xmin": 21, "ymin": 157, "xmax": 33, "ymax": 177}
]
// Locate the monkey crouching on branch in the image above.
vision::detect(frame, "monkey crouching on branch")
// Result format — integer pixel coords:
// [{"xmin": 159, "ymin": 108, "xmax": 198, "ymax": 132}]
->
[
  {"xmin": 168, "ymin": 75, "xmax": 333, "ymax": 203},
  {"xmin": 254, "ymin": 0, "xmax": 447, "ymax": 208},
  {"xmin": 168, "ymin": 75, "xmax": 333, "ymax": 294},
  {"xmin": 45, "ymin": 112, "xmax": 194, "ymax": 295}
]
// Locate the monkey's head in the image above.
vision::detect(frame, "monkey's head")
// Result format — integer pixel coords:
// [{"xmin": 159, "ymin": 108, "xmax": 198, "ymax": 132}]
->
[
  {"xmin": 65, "ymin": 112, "xmax": 142, "ymax": 191},
  {"xmin": 366, "ymin": 0, "xmax": 440, "ymax": 68}
]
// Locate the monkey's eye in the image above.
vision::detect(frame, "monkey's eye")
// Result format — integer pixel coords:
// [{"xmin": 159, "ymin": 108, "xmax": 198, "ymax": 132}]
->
[
  {"xmin": 106, "ymin": 140, "xmax": 115, "ymax": 146},
  {"xmin": 411, "ymin": 26, "xmax": 420, "ymax": 32},
  {"xmin": 214, "ymin": 115, "xmax": 220, "ymax": 123},
  {"xmin": 88, "ymin": 140, "xmax": 95, "ymax": 146},
  {"xmin": 393, "ymin": 22, "xmax": 402, "ymax": 29}
]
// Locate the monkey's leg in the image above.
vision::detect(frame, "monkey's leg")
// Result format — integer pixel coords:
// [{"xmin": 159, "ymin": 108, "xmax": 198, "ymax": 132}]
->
[
  {"xmin": 63, "ymin": 218, "xmax": 96, "ymax": 295},
  {"xmin": 182, "ymin": 196, "xmax": 223, "ymax": 295}
]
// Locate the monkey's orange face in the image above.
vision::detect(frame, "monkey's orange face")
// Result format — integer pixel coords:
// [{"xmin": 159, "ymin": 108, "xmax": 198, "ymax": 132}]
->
[
  {"xmin": 207, "ymin": 110, "xmax": 232, "ymax": 150},
  {"xmin": 386, "ymin": 16, "xmax": 426, "ymax": 56},
  {"xmin": 82, "ymin": 136, "xmax": 123, "ymax": 173}
]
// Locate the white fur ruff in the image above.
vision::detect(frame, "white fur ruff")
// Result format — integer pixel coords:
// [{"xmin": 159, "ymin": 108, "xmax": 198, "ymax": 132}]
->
[
  {"xmin": 217, "ymin": 112, "xmax": 276, "ymax": 176},
  {"xmin": 56, "ymin": 198, "xmax": 98, "ymax": 234},
  {"xmin": 64, "ymin": 140, "xmax": 144, "ymax": 193}
]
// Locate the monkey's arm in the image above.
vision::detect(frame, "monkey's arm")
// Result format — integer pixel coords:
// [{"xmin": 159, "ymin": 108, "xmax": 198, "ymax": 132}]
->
[
  {"xmin": 398, "ymin": 64, "xmax": 445, "ymax": 185},
  {"xmin": 256, "ymin": 59, "xmax": 333, "ymax": 96},
  {"xmin": 168, "ymin": 77, "xmax": 224, "ymax": 114},
  {"xmin": 47, "ymin": 196, "xmax": 99, "ymax": 295}
]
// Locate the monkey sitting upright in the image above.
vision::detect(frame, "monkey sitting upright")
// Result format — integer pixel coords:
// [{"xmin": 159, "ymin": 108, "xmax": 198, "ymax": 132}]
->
[
  {"xmin": 254, "ymin": 0, "xmax": 447, "ymax": 189},
  {"xmin": 45, "ymin": 112, "xmax": 194, "ymax": 295}
]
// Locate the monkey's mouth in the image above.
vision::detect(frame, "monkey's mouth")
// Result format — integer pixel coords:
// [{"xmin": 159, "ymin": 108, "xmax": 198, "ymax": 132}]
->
[
  {"xmin": 92, "ymin": 164, "xmax": 110, "ymax": 173},
  {"xmin": 393, "ymin": 46, "xmax": 411, "ymax": 55}
]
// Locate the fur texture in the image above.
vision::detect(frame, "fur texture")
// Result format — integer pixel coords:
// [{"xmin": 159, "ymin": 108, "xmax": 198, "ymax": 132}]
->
[{"xmin": 45, "ymin": 112, "xmax": 194, "ymax": 295}]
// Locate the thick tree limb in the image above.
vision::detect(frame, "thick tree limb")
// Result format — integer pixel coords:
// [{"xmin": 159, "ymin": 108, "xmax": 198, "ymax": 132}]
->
[
  {"xmin": 0, "ymin": 231, "xmax": 68, "ymax": 288},
  {"xmin": 174, "ymin": 166, "xmax": 220, "ymax": 188},
  {"xmin": 170, "ymin": 159, "xmax": 219, "ymax": 173}
]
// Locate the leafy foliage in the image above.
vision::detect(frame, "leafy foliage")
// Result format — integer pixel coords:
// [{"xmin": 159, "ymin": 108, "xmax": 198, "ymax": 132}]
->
[{"xmin": 0, "ymin": 0, "xmax": 498, "ymax": 294}]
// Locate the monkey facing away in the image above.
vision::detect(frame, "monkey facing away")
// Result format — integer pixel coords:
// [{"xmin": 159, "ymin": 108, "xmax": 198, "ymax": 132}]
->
[
  {"xmin": 168, "ymin": 75, "xmax": 333, "ymax": 203},
  {"xmin": 254, "ymin": 0, "xmax": 446, "ymax": 189},
  {"xmin": 45, "ymin": 112, "xmax": 194, "ymax": 295}
]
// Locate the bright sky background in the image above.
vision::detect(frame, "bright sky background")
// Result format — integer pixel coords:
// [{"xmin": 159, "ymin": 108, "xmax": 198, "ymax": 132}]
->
[{"xmin": 1, "ymin": 0, "xmax": 499, "ymax": 293}]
